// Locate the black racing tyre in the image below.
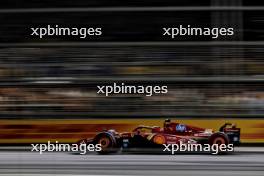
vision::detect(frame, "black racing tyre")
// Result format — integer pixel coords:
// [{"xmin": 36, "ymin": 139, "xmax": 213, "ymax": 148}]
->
[
  {"xmin": 95, "ymin": 133, "xmax": 119, "ymax": 154},
  {"xmin": 209, "ymin": 132, "xmax": 229, "ymax": 154},
  {"xmin": 209, "ymin": 133, "xmax": 228, "ymax": 146}
]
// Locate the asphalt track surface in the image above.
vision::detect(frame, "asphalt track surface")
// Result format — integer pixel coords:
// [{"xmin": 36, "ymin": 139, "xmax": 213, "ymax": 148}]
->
[{"xmin": 0, "ymin": 148, "xmax": 264, "ymax": 176}]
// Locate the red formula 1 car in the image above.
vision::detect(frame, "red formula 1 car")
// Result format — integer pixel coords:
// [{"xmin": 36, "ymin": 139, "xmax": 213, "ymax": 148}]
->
[{"xmin": 78, "ymin": 119, "xmax": 240, "ymax": 153}]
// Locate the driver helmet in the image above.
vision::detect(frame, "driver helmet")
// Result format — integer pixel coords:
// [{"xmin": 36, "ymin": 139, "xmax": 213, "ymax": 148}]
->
[{"xmin": 164, "ymin": 119, "xmax": 171, "ymax": 128}]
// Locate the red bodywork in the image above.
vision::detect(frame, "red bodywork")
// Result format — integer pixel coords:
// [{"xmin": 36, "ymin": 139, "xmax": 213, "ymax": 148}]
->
[
  {"xmin": 128, "ymin": 122, "xmax": 213, "ymax": 145},
  {"xmin": 78, "ymin": 121, "xmax": 240, "ymax": 153}
]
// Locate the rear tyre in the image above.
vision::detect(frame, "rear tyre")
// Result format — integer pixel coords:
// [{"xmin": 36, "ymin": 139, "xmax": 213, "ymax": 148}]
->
[
  {"xmin": 213, "ymin": 136, "xmax": 227, "ymax": 145},
  {"xmin": 209, "ymin": 133, "xmax": 229, "ymax": 154},
  {"xmin": 209, "ymin": 133, "xmax": 228, "ymax": 145},
  {"xmin": 95, "ymin": 133, "xmax": 119, "ymax": 154}
]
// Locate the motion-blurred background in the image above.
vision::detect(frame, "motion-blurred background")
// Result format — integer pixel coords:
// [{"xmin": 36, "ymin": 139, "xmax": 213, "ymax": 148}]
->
[{"xmin": 0, "ymin": 0, "xmax": 264, "ymax": 145}]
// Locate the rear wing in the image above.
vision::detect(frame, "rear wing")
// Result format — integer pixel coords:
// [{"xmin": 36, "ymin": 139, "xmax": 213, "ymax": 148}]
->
[{"xmin": 219, "ymin": 123, "xmax": 240, "ymax": 145}]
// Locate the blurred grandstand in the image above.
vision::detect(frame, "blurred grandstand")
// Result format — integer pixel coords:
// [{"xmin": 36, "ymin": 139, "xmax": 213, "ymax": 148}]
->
[
  {"xmin": 0, "ymin": 0, "xmax": 263, "ymax": 119},
  {"xmin": 0, "ymin": 46, "xmax": 263, "ymax": 118}
]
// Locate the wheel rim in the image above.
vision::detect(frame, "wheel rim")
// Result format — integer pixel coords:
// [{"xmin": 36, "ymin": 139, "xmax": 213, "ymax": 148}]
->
[
  {"xmin": 153, "ymin": 135, "xmax": 166, "ymax": 145},
  {"xmin": 99, "ymin": 137, "xmax": 111, "ymax": 148},
  {"xmin": 213, "ymin": 137, "xmax": 225, "ymax": 145}
]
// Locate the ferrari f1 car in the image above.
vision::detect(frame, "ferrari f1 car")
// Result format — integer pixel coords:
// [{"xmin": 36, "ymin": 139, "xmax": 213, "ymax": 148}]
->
[{"xmin": 78, "ymin": 119, "xmax": 240, "ymax": 153}]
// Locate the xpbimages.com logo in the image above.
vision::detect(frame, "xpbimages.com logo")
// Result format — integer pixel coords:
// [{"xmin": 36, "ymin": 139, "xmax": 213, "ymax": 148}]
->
[{"xmin": 31, "ymin": 141, "xmax": 102, "ymax": 154}]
